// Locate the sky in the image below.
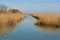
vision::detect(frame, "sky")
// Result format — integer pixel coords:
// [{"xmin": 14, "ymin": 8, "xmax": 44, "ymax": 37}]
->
[{"xmin": 0, "ymin": 0, "xmax": 60, "ymax": 14}]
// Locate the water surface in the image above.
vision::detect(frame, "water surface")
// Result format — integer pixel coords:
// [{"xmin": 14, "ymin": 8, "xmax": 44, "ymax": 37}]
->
[{"xmin": 0, "ymin": 16, "xmax": 60, "ymax": 40}]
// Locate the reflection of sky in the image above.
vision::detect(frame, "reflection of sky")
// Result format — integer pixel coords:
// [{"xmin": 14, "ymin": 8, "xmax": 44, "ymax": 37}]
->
[{"xmin": 0, "ymin": 0, "xmax": 60, "ymax": 13}]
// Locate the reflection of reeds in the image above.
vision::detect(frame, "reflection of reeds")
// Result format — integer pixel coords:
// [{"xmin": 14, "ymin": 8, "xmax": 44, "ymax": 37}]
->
[
  {"xmin": 35, "ymin": 21, "xmax": 60, "ymax": 33},
  {"xmin": 0, "ymin": 12, "xmax": 27, "ymax": 36},
  {"xmin": 58, "ymin": 18, "xmax": 60, "ymax": 27}
]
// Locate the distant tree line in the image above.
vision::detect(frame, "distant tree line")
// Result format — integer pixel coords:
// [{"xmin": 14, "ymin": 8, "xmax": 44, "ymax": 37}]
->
[
  {"xmin": 8, "ymin": 9, "xmax": 21, "ymax": 13},
  {"xmin": 0, "ymin": 4, "xmax": 21, "ymax": 13},
  {"xmin": 0, "ymin": 4, "xmax": 8, "ymax": 12}
]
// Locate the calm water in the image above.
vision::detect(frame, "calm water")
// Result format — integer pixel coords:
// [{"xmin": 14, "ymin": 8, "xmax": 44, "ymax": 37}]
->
[{"xmin": 0, "ymin": 16, "xmax": 60, "ymax": 40}]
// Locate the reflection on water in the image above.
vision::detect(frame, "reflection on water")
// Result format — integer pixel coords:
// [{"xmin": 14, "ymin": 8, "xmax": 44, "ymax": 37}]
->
[
  {"xmin": 0, "ymin": 23, "xmax": 17, "ymax": 36},
  {"xmin": 0, "ymin": 20, "xmax": 24, "ymax": 36},
  {"xmin": 34, "ymin": 22, "xmax": 60, "ymax": 33}
]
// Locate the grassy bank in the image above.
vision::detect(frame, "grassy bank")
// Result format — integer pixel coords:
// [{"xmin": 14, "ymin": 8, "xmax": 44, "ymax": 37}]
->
[
  {"xmin": 0, "ymin": 12, "xmax": 28, "ymax": 36},
  {"xmin": 31, "ymin": 14, "xmax": 60, "ymax": 27}
]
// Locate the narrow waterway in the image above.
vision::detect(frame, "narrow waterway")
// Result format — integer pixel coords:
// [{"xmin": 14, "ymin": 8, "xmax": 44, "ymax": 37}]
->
[{"xmin": 0, "ymin": 16, "xmax": 60, "ymax": 40}]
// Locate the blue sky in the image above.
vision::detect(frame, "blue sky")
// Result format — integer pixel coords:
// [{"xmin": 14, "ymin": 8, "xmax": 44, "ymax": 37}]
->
[{"xmin": 0, "ymin": 0, "xmax": 60, "ymax": 14}]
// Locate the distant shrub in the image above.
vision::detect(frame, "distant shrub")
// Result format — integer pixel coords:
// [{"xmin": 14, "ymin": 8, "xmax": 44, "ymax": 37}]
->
[{"xmin": 8, "ymin": 9, "xmax": 21, "ymax": 13}]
